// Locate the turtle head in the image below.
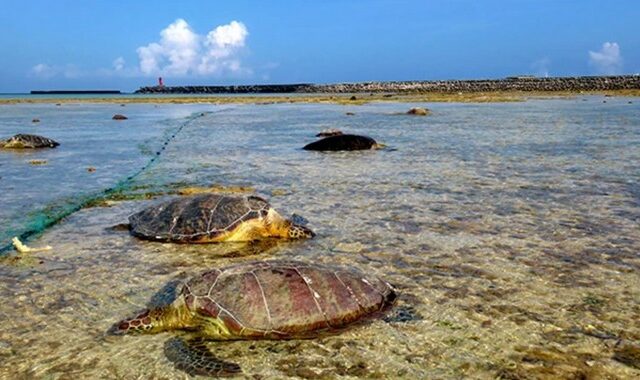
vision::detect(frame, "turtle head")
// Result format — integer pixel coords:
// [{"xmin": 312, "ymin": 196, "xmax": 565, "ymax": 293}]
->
[
  {"xmin": 109, "ymin": 304, "xmax": 191, "ymax": 335},
  {"xmin": 265, "ymin": 208, "xmax": 315, "ymax": 239},
  {"xmin": 109, "ymin": 309, "xmax": 162, "ymax": 335},
  {"xmin": 287, "ymin": 223, "xmax": 315, "ymax": 239},
  {"xmin": 373, "ymin": 142, "xmax": 387, "ymax": 150}
]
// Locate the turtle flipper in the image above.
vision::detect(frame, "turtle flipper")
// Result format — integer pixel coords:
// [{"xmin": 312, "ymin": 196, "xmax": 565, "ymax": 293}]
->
[{"xmin": 164, "ymin": 337, "xmax": 241, "ymax": 377}]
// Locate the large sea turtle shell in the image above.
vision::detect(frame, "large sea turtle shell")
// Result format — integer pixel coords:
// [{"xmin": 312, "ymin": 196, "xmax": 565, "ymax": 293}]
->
[
  {"xmin": 183, "ymin": 260, "xmax": 396, "ymax": 338},
  {"xmin": 0, "ymin": 134, "xmax": 59, "ymax": 149},
  {"xmin": 128, "ymin": 194, "xmax": 312, "ymax": 243},
  {"xmin": 111, "ymin": 260, "xmax": 396, "ymax": 376}
]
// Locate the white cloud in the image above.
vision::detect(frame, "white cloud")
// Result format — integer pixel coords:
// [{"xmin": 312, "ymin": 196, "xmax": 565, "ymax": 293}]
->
[
  {"xmin": 531, "ymin": 58, "xmax": 550, "ymax": 77},
  {"xmin": 589, "ymin": 42, "xmax": 622, "ymax": 75},
  {"xmin": 137, "ymin": 19, "xmax": 249, "ymax": 77},
  {"xmin": 210, "ymin": 21, "xmax": 247, "ymax": 48},
  {"xmin": 30, "ymin": 63, "xmax": 88, "ymax": 79},
  {"xmin": 113, "ymin": 57, "xmax": 125, "ymax": 71},
  {"xmin": 31, "ymin": 63, "xmax": 56, "ymax": 79}
]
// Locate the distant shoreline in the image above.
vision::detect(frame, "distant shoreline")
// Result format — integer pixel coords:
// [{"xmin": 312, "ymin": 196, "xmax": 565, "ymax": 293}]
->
[{"xmin": 1, "ymin": 89, "xmax": 639, "ymax": 105}]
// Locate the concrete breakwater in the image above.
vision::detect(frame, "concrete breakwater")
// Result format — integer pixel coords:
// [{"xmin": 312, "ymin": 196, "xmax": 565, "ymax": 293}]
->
[{"xmin": 135, "ymin": 75, "xmax": 640, "ymax": 94}]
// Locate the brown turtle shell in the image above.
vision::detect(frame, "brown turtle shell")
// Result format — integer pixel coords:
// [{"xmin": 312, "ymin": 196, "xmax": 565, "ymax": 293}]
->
[
  {"xmin": 182, "ymin": 260, "xmax": 396, "ymax": 338},
  {"xmin": 129, "ymin": 194, "xmax": 270, "ymax": 243},
  {"xmin": 1, "ymin": 134, "xmax": 59, "ymax": 148}
]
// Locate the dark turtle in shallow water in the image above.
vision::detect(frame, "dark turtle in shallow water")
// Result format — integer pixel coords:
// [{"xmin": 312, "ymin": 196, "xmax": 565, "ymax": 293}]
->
[
  {"xmin": 303, "ymin": 134, "xmax": 383, "ymax": 151},
  {"xmin": 0, "ymin": 134, "xmax": 59, "ymax": 149},
  {"xmin": 110, "ymin": 260, "xmax": 396, "ymax": 376},
  {"xmin": 128, "ymin": 194, "xmax": 314, "ymax": 243}
]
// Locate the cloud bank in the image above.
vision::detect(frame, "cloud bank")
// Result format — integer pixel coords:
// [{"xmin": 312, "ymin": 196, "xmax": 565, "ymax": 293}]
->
[
  {"xmin": 588, "ymin": 42, "xmax": 622, "ymax": 75},
  {"xmin": 30, "ymin": 19, "xmax": 250, "ymax": 81},
  {"xmin": 137, "ymin": 19, "xmax": 249, "ymax": 76},
  {"xmin": 30, "ymin": 63, "xmax": 83, "ymax": 79}
]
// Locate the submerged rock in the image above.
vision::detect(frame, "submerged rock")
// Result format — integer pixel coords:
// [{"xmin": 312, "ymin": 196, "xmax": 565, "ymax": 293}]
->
[
  {"xmin": 303, "ymin": 134, "xmax": 381, "ymax": 151},
  {"xmin": 112, "ymin": 114, "xmax": 128, "ymax": 120}
]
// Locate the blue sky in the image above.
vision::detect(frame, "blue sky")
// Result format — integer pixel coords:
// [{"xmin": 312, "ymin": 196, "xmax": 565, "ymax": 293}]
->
[{"xmin": 0, "ymin": 0, "xmax": 638, "ymax": 92}]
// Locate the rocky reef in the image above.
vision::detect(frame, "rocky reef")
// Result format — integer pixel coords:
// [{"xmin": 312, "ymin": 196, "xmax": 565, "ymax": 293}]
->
[{"xmin": 135, "ymin": 75, "xmax": 640, "ymax": 94}]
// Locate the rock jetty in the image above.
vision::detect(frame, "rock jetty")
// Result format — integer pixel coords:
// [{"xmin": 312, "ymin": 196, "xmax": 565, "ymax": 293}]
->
[{"xmin": 135, "ymin": 75, "xmax": 640, "ymax": 94}]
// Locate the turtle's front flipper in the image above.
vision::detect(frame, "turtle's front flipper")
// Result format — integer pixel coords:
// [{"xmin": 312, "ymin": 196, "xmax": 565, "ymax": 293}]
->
[{"xmin": 164, "ymin": 337, "xmax": 241, "ymax": 377}]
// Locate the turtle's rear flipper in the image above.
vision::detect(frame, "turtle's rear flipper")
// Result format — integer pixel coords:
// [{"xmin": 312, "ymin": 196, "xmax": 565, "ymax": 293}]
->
[{"xmin": 164, "ymin": 337, "xmax": 241, "ymax": 377}]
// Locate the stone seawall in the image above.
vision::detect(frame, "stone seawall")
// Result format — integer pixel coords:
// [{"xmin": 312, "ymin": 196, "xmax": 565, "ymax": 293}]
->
[{"xmin": 135, "ymin": 75, "xmax": 640, "ymax": 94}]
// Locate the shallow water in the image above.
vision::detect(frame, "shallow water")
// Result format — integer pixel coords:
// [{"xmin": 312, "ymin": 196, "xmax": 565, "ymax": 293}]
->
[
  {"xmin": 0, "ymin": 103, "xmax": 222, "ymax": 247},
  {"xmin": 1, "ymin": 98, "xmax": 639, "ymax": 379}
]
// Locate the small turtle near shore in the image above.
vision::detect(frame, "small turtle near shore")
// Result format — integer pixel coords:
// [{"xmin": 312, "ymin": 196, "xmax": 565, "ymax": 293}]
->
[
  {"xmin": 0, "ymin": 134, "xmax": 59, "ymax": 149},
  {"xmin": 407, "ymin": 107, "xmax": 430, "ymax": 116},
  {"xmin": 303, "ymin": 134, "xmax": 383, "ymax": 151},
  {"xmin": 110, "ymin": 260, "xmax": 396, "ymax": 377},
  {"xmin": 127, "ymin": 194, "xmax": 314, "ymax": 243}
]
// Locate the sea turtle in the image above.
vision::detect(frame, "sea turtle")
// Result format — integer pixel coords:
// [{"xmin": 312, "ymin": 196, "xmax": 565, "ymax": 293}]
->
[
  {"xmin": 303, "ymin": 134, "xmax": 383, "ymax": 151},
  {"xmin": 406, "ymin": 107, "xmax": 430, "ymax": 116},
  {"xmin": 316, "ymin": 128, "xmax": 343, "ymax": 137},
  {"xmin": 128, "ymin": 194, "xmax": 314, "ymax": 243},
  {"xmin": 110, "ymin": 260, "xmax": 396, "ymax": 376},
  {"xmin": 0, "ymin": 134, "xmax": 59, "ymax": 149}
]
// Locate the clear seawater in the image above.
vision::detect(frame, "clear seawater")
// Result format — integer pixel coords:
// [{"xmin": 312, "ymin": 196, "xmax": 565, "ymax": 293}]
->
[{"xmin": 0, "ymin": 97, "xmax": 639, "ymax": 378}]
